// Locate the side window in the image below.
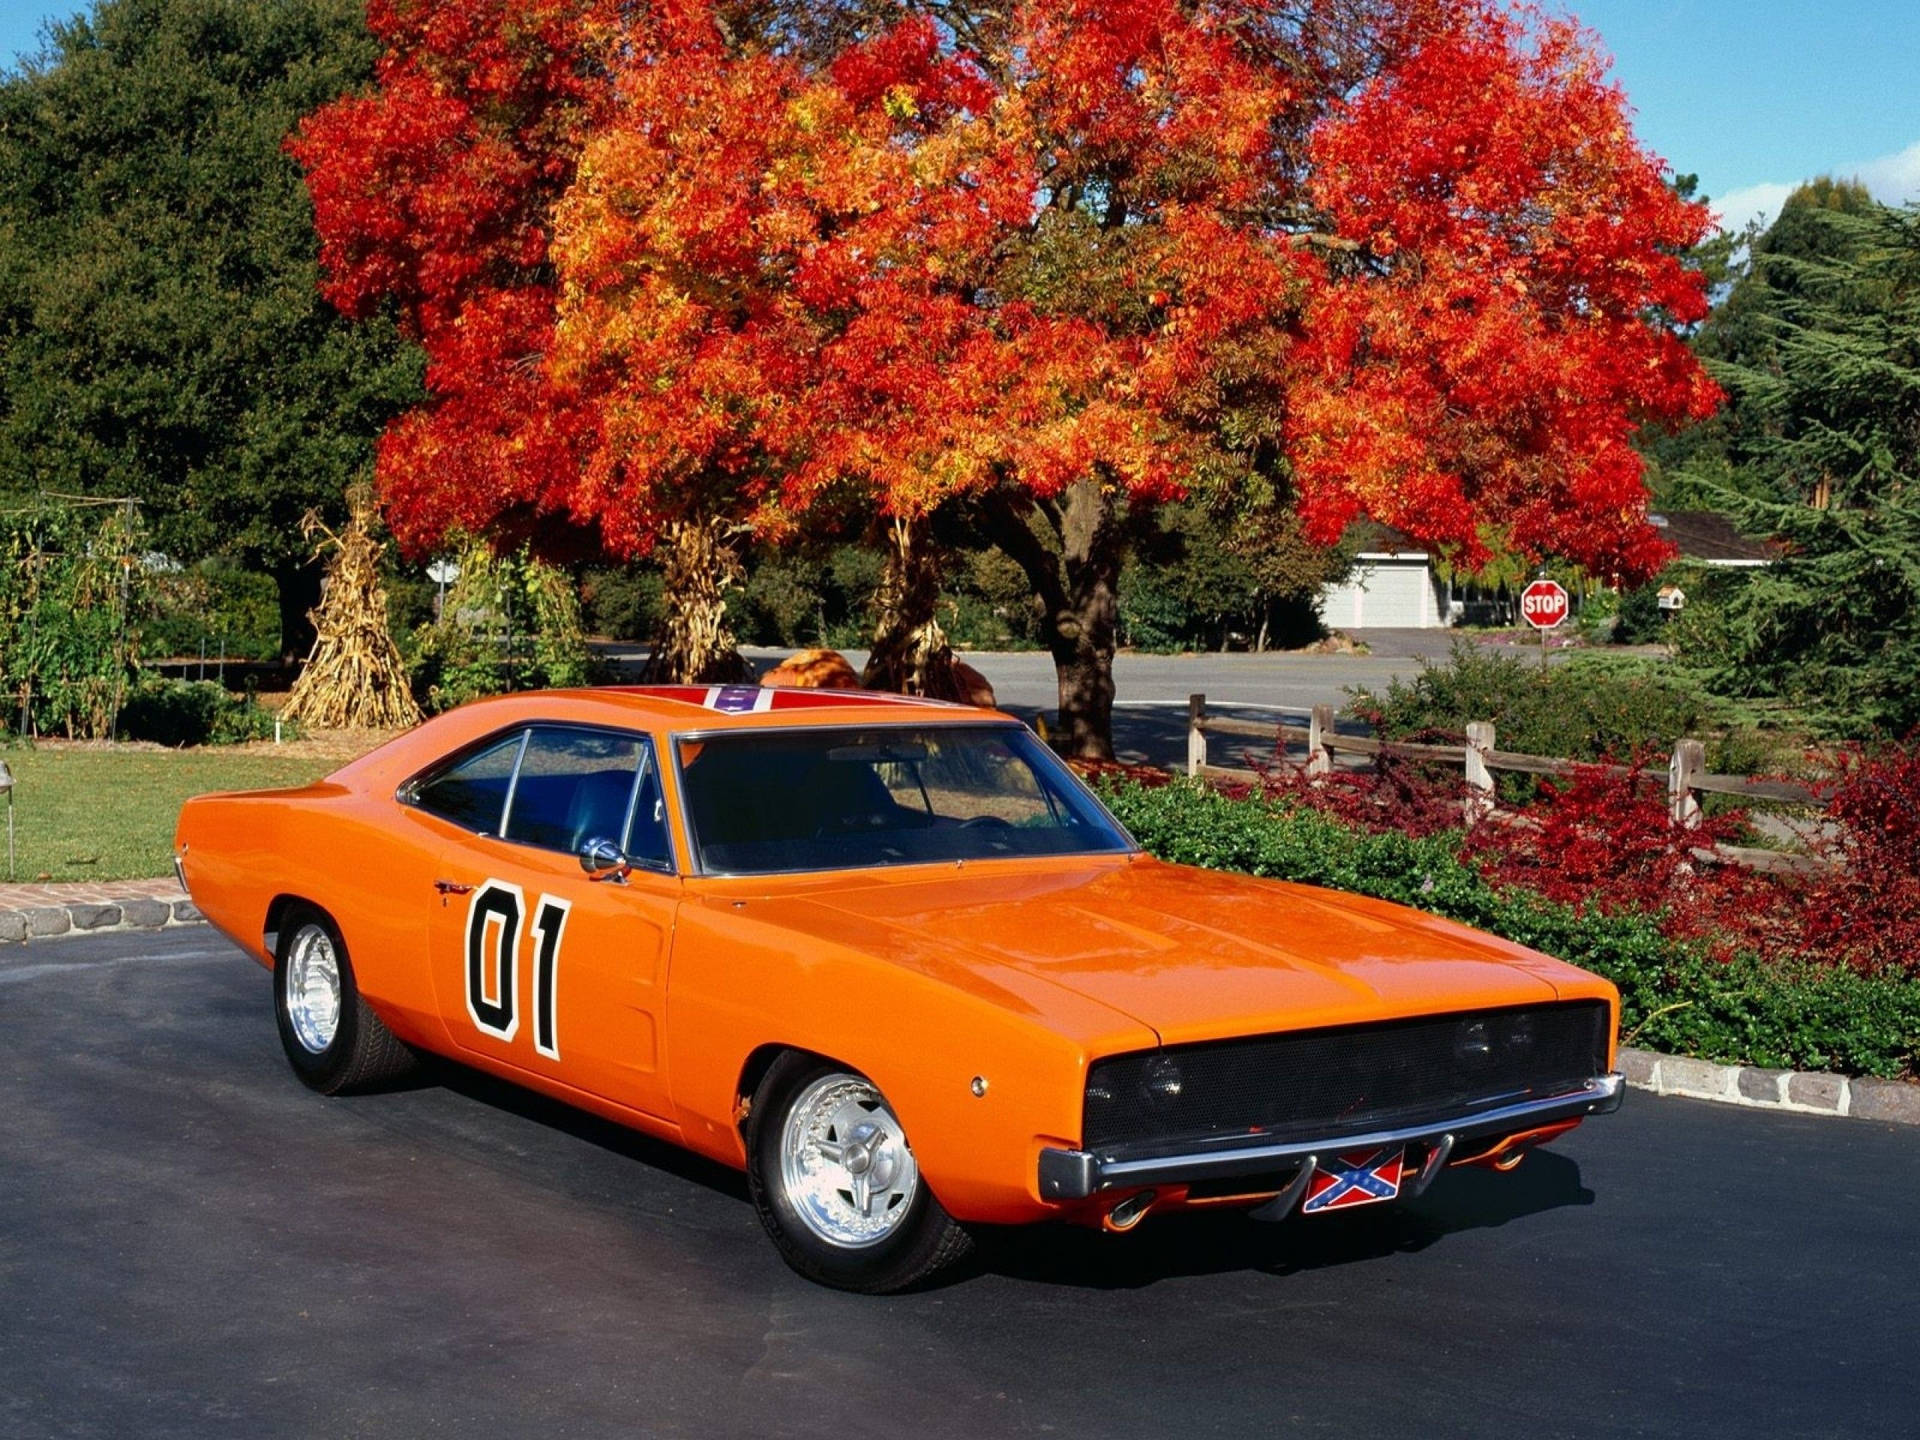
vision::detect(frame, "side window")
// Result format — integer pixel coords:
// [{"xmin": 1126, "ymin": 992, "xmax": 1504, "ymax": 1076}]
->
[
  {"xmin": 623, "ymin": 749, "xmax": 673, "ymax": 871},
  {"xmin": 409, "ymin": 732, "xmax": 526, "ymax": 835},
  {"xmin": 503, "ymin": 728, "xmax": 644, "ymax": 855}
]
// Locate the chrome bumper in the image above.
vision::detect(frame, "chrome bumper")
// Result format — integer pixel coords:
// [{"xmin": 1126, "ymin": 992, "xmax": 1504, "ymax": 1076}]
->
[{"xmin": 1038, "ymin": 1072, "xmax": 1625, "ymax": 1202}]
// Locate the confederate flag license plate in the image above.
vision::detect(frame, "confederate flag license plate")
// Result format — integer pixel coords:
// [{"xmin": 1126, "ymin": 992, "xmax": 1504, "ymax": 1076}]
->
[{"xmin": 1301, "ymin": 1147, "xmax": 1405, "ymax": 1215}]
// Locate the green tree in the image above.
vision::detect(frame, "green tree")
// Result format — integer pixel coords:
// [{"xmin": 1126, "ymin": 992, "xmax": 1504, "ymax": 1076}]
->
[
  {"xmin": 0, "ymin": 0, "xmax": 422, "ymax": 661},
  {"xmin": 1652, "ymin": 179, "xmax": 1882, "ymax": 507},
  {"xmin": 1121, "ymin": 500, "xmax": 1349, "ymax": 652},
  {"xmin": 1697, "ymin": 196, "xmax": 1920, "ymax": 732}
]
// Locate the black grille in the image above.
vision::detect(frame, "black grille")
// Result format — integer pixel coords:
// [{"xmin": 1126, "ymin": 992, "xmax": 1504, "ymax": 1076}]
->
[{"xmin": 1083, "ymin": 1002, "xmax": 1610, "ymax": 1153}]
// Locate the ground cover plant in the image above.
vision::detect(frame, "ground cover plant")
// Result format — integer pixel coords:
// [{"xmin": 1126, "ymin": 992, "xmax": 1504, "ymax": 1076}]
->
[{"xmin": 1095, "ymin": 752, "xmax": 1920, "ymax": 1080}]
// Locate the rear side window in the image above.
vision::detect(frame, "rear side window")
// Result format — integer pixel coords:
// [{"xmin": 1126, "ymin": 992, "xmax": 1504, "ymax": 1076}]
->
[
  {"xmin": 503, "ymin": 728, "xmax": 644, "ymax": 854},
  {"xmin": 409, "ymin": 732, "xmax": 526, "ymax": 834}
]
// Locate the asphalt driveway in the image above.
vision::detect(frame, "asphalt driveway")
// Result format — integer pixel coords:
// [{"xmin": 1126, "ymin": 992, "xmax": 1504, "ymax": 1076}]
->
[{"xmin": 4, "ymin": 928, "xmax": 1914, "ymax": 1439}]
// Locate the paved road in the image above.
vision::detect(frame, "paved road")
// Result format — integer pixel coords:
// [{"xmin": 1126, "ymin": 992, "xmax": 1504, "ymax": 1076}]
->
[
  {"xmin": 7, "ymin": 928, "xmax": 1914, "ymax": 1440},
  {"xmin": 599, "ymin": 636, "xmax": 1464, "ymax": 768}
]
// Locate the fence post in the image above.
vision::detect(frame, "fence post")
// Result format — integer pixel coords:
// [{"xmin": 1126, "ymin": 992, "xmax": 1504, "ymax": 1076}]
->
[
  {"xmin": 1464, "ymin": 720, "xmax": 1496, "ymax": 823},
  {"xmin": 1669, "ymin": 739, "xmax": 1705, "ymax": 829},
  {"xmin": 1307, "ymin": 704, "xmax": 1334, "ymax": 778},
  {"xmin": 1187, "ymin": 694, "xmax": 1207, "ymax": 778}
]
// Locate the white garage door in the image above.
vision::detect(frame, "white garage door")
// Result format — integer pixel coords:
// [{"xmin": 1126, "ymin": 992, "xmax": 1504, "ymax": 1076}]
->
[{"xmin": 1318, "ymin": 558, "xmax": 1435, "ymax": 629}]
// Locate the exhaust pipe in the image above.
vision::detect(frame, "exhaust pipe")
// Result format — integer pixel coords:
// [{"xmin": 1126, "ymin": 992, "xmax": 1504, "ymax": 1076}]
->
[{"xmin": 1104, "ymin": 1190, "xmax": 1158, "ymax": 1233}]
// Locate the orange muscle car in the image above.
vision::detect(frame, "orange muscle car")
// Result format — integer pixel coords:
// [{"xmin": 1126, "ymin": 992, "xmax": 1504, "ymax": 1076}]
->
[{"xmin": 175, "ymin": 686, "xmax": 1623, "ymax": 1292}]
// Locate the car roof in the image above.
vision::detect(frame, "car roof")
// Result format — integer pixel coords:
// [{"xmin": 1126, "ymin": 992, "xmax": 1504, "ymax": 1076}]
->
[{"xmin": 481, "ymin": 684, "xmax": 1005, "ymax": 732}]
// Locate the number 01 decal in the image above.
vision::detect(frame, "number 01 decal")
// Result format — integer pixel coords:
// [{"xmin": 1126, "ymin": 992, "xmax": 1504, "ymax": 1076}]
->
[{"xmin": 465, "ymin": 880, "xmax": 571, "ymax": 1060}]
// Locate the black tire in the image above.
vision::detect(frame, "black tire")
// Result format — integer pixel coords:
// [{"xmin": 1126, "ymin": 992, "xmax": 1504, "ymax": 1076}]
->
[
  {"xmin": 745, "ymin": 1053, "xmax": 973, "ymax": 1293},
  {"xmin": 273, "ymin": 903, "xmax": 417, "ymax": 1095}
]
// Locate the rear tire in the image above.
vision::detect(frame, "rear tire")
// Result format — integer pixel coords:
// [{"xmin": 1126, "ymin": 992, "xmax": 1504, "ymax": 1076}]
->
[
  {"xmin": 745, "ymin": 1054, "xmax": 972, "ymax": 1293},
  {"xmin": 273, "ymin": 903, "xmax": 416, "ymax": 1095}
]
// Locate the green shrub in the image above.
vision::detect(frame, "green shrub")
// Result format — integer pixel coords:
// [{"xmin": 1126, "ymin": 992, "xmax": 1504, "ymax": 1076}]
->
[
  {"xmin": 0, "ymin": 502, "xmax": 143, "ymax": 739},
  {"xmin": 581, "ymin": 565, "xmax": 665, "ymax": 643},
  {"xmin": 1098, "ymin": 778, "xmax": 1920, "ymax": 1078},
  {"xmin": 1611, "ymin": 586, "xmax": 1666, "ymax": 645},
  {"xmin": 140, "ymin": 564, "xmax": 279, "ymax": 663},
  {"xmin": 411, "ymin": 546, "xmax": 594, "ymax": 712},
  {"xmin": 117, "ymin": 679, "xmax": 289, "ymax": 747},
  {"xmin": 1350, "ymin": 640, "xmax": 1706, "ymax": 762}
]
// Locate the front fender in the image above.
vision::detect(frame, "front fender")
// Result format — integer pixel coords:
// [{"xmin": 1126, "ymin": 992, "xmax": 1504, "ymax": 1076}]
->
[{"xmin": 664, "ymin": 895, "xmax": 1155, "ymax": 1224}]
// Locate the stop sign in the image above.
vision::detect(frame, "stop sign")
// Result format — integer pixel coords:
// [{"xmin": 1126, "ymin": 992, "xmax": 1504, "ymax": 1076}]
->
[{"xmin": 1520, "ymin": 579, "xmax": 1570, "ymax": 630}]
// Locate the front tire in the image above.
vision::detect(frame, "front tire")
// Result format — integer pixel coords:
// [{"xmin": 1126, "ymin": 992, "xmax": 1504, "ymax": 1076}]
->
[
  {"xmin": 273, "ymin": 904, "xmax": 416, "ymax": 1095},
  {"xmin": 745, "ymin": 1054, "xmax": 973, "ymax": 1293}
]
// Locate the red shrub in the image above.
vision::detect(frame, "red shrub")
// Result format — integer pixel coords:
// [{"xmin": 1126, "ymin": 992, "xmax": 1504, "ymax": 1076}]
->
[
  {"xmin": 1257, "ymin": 754, "xmax": 1473, "ymax": 840},
  {"xmin": 1798, "ymin": 745, "xmax": 1920, "ymax": 975},
  {"xmin": 1462, "ymin": 757, "xmax": 1787, "ymax": 954}
]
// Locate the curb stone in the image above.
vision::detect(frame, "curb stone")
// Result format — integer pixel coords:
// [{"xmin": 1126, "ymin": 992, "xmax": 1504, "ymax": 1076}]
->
[
  {"xmin": 3, "ymin": 893, "xmax": 1913, "ymax": 1126},
  {"xmin": 1619, "ymin": 1047, "xmax": 1920, "ymax": 1127},
  {"xmin": 0, "ymin": 893, "xmax": 203, "ymax": 944}
]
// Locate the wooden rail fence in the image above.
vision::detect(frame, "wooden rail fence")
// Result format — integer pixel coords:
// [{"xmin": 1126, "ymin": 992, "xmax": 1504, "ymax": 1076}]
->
[{"xmin": 1184, "ymin": 694, "xmax": 1829, "ymax": 876}]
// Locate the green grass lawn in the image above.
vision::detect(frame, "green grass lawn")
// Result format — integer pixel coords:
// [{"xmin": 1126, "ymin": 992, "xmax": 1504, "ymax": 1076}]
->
[{"xmin": 0, "ymin": 745, "xmax": 341, "ymax": 883}]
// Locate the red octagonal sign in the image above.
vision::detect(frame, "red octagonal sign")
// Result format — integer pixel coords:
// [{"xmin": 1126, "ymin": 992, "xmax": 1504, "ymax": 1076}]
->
[{"xmin": 1520, "ymin": 578, "xmax": 1570, "ymax": 630}]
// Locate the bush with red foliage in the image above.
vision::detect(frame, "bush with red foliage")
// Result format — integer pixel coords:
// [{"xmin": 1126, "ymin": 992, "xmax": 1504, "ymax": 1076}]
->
[
  {"xmin": 1245, "ymin": 749, "xmax": 1793, "ymax": 959},
  {"xmin": 1460, "ymin": 758, "xmax": 1785, "ymax": 956},
  {"xmin": 1798, "ymin": 744, "xmax": 1920, "ymax": 976},
  {"xmin": 1257, "ymin": 754, "xmax": 1474, "ymax": 841}
]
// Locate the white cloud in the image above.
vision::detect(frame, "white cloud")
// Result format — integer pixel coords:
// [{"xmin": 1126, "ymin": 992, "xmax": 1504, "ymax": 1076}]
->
[
  {"xmin": 1855, "ymin": 140, "xmax": 1920, "ymax": 205},
  {"xmin": 1711, "ymin": 181, "xmax": 1799, "ymax": 236},
  {"xmin": 1710, "ymin": 138, "xmax": 1920, "ymax": 236}
]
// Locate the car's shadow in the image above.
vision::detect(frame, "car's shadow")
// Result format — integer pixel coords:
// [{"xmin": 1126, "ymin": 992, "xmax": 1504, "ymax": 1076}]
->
[
  {"xmin": 423, "ymin": 1057, "xmax": 752, "ymax": 1203},
  {"xmin": 407, "ymin": 1058, "xmax": 1590, "ymax": 1290},
  {"xmin": 967, "ymin": 1151, "xmax": 1594, "ymax": 1289}
]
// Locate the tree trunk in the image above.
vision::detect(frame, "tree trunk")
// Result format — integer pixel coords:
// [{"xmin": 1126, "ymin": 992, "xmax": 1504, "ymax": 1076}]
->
[
  {"xmin": 862, "ymin": 514, "xmax": 960, "ymax": 697},
  {"xmin": 647, "ymin": 516, "xmax": 752, "ymax": 684},
  {"xmin": 274, "ymin": 559, "xmax": 324, "ymax": 667},
  {"xmin": 978, "ymin": 480, "xmax": 1123, "ymax": 760}
]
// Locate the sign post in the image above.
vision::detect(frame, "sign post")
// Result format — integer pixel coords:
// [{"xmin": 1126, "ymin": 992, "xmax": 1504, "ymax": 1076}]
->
[{"xmin": 1520, "ymin": 578, "xmax": 1570, "ymax": 670}]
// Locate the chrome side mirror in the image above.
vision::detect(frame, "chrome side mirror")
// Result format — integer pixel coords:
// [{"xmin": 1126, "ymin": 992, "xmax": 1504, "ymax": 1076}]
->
[{"xmin": 578, "ymin": 836, "xmax": 630, "ymax": 882}]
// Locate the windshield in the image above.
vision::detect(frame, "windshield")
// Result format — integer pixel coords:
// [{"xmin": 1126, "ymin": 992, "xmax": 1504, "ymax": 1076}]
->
[{"xmin": 675, "ymin": 724, "xmax": 1134, "ymax": 875}]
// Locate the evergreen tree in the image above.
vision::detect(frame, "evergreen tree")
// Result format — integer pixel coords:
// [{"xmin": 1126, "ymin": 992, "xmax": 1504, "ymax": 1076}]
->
[
  {"xmin": 0, "ymin": 0, "xmax": 422, "ymax": 660},
  {"xmin": 1653, "ymin": 179, "xmax": 1881, "ymax": 506},
  {"xmin": 1703, "ymin": 198, "xmax": 1920, "ymax": 733}
]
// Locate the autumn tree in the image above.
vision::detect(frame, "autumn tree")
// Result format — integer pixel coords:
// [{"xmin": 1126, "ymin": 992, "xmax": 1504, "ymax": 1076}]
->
[
  {"xmin": 298, "ymin": 0, "xmax": 1717, "ymax": 749},
  {"xmin": 287, "ymin": 0, "xmax": 622, "ymax": 638},
  {"xmin": 0, "ymin": 0, "xmax": 421, "ymax": 660}
]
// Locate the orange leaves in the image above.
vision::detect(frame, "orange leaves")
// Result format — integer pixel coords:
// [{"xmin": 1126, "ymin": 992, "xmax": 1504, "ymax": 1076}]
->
[
  {"xmin": 1290, "ymin": 4, "xmax": 1720, "ymax": 578},
  {"xmin": 296, "ymin": 0, "xmax": 1720, "ymax": 583}
]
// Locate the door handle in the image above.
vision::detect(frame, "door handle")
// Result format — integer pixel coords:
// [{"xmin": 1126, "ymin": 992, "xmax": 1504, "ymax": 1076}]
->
[{"xmin": 434, "ymin": 880, "xmax": 473, "ymax": 896}]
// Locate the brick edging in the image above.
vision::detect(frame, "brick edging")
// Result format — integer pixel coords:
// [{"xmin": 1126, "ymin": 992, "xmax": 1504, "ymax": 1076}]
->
[
  {"xmin": 0, "ymin": 895, "xmax": 204, "ymax": 943},
  {"xmin": 1619, "ymin": 1048, "xmax": 1920, "ymax": 1126},
  {"xmin": 6, "ymin": 899, "xmax": 1913, "ymax": 1125}
]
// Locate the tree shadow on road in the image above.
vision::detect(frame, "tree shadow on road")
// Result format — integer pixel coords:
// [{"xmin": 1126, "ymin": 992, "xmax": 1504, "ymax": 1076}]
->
[{"xmin": 969, "ymin": 1150, "xmax": 1593, "ymax": 1290}]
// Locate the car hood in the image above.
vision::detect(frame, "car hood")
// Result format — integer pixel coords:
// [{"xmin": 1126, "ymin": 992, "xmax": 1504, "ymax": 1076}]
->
[{"xmin": 743, "ymin": 855, "xmax": 1590, "ymax": 1049}]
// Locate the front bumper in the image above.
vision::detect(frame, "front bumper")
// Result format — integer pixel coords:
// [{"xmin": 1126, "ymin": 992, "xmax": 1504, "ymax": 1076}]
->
[{"xmin": 1038, "ymin": 1072, "xmax": 1625, "ymax": 1202}]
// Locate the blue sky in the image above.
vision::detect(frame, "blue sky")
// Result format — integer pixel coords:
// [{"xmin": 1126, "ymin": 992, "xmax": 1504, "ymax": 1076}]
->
[{"xmin": 1, "ymin": 0, "xmax": 1916, "ymax": 234}]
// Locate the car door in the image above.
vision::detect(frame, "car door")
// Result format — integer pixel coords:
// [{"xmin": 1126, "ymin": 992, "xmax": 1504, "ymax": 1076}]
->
[{"xmin": 413, "ymin": 724, "xmax": 680, "ymax": 1121}]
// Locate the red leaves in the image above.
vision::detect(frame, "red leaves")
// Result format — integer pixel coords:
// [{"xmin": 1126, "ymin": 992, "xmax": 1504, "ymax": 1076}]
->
[
  {"xmin": 294, "ymin": 0, "xmax": 1722, "ymax": 579},
  {"xmin": 1798, "ymin": 746, "xmax": 1920, "ymax": 976},
  {"xmin": 1292, "ymin": 7, "xmax": 1720, "ymax": 578}
]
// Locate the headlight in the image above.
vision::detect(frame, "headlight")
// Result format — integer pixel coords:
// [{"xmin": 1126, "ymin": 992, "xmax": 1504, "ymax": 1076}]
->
[
  {"xmin": 1455, "ymin": 1018, "xmax": 1492, "ymax": 1064},
  {"xmin": 1140, "ymin": 1054, "xmax": 1184, "ymax": 1107}
]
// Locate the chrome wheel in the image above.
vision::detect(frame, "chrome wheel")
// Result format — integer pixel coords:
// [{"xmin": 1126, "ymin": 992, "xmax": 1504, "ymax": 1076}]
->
[
  {"xmin": 283, "ymin": 922, "xmax": 341, "ymax": 1055},
  {"xmin": 778, "ymin": 1073, "xmax": 920, "ymax": 1249}
]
